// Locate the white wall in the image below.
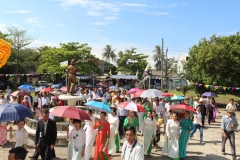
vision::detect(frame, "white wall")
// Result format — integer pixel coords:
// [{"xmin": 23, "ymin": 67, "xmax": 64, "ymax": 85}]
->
[{"xmin": 176, "ymin": 54, "xmax": 188, "ymax": 74}]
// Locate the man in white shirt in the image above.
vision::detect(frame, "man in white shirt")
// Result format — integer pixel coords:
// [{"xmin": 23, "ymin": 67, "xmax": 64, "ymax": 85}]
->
[
  {"xmin": 33, "ymin": 92, "xmax": 39, "ymax": 111},
  {"xmin": 0, "ymin": 94, "xmax": 8, "ymax": 104},
  {"xmin": 226, "ymin": 99, "xmax": 237, "ymax": 111},
  {"xmin": 164, "ymin": 100, "xmax": 173, "ymax": 116},
  {"xmin": 121, "ymin": 126, "xmax": 144, "ymax": 160},
  {"xmin": 6, "ymin": 86, "xmax": 12, "ymax": 100},
  {"xmin": 87, "ymin": 94, "xmax": 94, "ymax": 102},
  {"xmin": 153, "ymin": 98, "xmax": 165, "ymax": 116},
  {"xmin": 41, "ymin": 93, "xmax": 50, "ymax": 106}
]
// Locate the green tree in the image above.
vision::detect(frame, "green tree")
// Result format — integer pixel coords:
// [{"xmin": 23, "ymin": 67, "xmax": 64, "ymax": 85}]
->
[
  {"xmin": 6, "ymin": 27, "xmax": 36, "ymax": 74},
  {"xmin": 184, "ymin": 32, "xmax": 240, "ymax": 87},
  {"xmin": 152, "ymin": 45, "xmax": 164, "ymax": 71},
  {"xmin": 37, "ymin": 42, "xmax": 101, "ymax": 77},
  {"xmin": 116, "ymin": 48, "xmax": 148, "ymax": 77},
  {"xmin": 102, "ymin": 45, "xmax": 116, "ymax": 62}
]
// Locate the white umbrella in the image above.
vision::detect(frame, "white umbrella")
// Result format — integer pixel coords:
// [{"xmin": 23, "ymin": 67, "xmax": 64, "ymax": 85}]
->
[
  {"xmin": 109, "ymin": 86, "xmax": 119, "ymax": 91},
  {"xmin": 140, "ymin": 89, "xmax": 163, "ymax": 98}
]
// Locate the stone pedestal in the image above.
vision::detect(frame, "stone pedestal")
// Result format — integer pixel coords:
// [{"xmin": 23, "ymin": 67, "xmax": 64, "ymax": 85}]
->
[{"xmin": 59, "ymin": 95, "xmax": 89, "ymax": 107}]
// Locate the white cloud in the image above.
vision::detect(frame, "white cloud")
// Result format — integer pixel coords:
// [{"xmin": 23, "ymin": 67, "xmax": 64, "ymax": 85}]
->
[
  {"xmin": 90, "ymin": 22, "xmax": 109, "ymax": 26},
  {"xmin": 147, "ymin": 12, "xmax": 169, "ymax": 15},
  {"xmin": 86, "ymin": 11, "xmax": 104, "ymax": 16},
  {"xmin": 6, "ymin": 10, "xmax": 29, "ymax": 13},
  {"xmin": 29, "ymin": 40, "xmax": 59, "ymax": 48},
  {"xmin": 52, "ymin": 23, "xmax": 64, "ymax": 28},
  {"xmin": 168, "ymin": 4, "xmax": 178, "ymax": 8},
  {"xmin": 105, "ymin": 16, "xmax": 117, "ymax": 20},
  {"xmin": 25, "ymin": 17, "xmax": 44, "ymax": 28},
  {"xmin": 0, "ymin": 23, "xmax": 7, "ymax": 32},
  {"xmin": 122, "ymin": 3, "xmax": 148, "ymax": 7}
]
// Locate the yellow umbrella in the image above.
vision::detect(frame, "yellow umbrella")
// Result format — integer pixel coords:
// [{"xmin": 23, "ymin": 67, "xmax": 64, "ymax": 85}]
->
[{"xmin": 0, "ymin": 39, "xmax": 11, "ymax": 68}]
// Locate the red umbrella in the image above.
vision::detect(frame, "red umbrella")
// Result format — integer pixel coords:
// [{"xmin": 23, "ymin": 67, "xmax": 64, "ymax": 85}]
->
[
  {"xmin": 127, "ymin": 88, "xmax": 140, "ymax": 94},
  {"xmin": 170, "ymin": 105, "xmax": 196, "ymax": 114},
  {"xmin": 133, "ymin": 90, "xmax": 144, "ymax": 97},
  {"xmin": 40, "ymin": 88, "xmax": 54, "ymax": 92},
  {"xmin": 11, "ymin": 91, "xmax": 29, "ymax": 97},
  {"xmin": 50, "ymin": 106, "xmax": 91, "ymax": 120},
  {"xmin": 60, "ymin": 86, "xmax": 67, "ymax": 92},
  {"xmin": 118, "ymin": 102, "xmax": 145, "ymax": 112},
  {"xmin": 162, "ymin": 93, "xmax": 173, "ymax": 97}
]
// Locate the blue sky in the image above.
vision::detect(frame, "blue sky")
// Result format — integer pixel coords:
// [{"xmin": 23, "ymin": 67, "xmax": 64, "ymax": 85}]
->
[{"xmin": 0, "ymin": 0, "xmax": 240, "ymax": 66}]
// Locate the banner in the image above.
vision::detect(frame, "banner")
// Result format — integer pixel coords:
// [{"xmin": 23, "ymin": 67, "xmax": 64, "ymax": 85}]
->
[
  {"xmin": 190, "ymin": 82, "xmax": 240, "ymax": 91},
  {"xmin": 60, "ymin": 60, "xmax": 68, "ymax": 67}
]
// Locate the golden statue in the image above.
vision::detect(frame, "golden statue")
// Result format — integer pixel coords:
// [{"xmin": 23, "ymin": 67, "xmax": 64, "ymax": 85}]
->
[{"xmin": 67, "ymin": 59, "xmax": 80, "ymax": 95}]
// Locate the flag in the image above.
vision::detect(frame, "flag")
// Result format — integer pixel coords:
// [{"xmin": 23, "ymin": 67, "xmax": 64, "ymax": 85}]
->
[
  {"xmin": 136, "ymin": 69, "xmax": 138, "ymax": 77},
  {"xmin": 144, "ymin": 63, "xmax": 150, "ymax": 71},
  {"xmin": 60, "ymin": 60, "xmax": 68, "ymax": 67}
]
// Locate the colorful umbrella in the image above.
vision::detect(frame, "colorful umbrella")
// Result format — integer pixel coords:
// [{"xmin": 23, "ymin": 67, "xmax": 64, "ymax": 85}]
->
[
  {"xmin": 85, "ymin": 101, "xmax": 112, "ymax": 113},
  {"xmin": 35, "ymin": 86, "xmax": 46, "ymax": 92},
  {"xmin": 18, "ymin": 84, "xmax": 35, "ymax": 92},
  {"xmin": 170, "ymin": 96, "xmax": 186, "ymax": 100},
  {"xmin": 10, "ymin": 90, "xmax": 29, "ymax": 97},
  {"xmin": 60, "ymin": 86, "xmax": 67, "ymax": 92},
  {"xmin": 50, "ymin": 90, "xmax": 63, "ymax": 96},
  {"xmin": 162, "ymin": 93, "xmax": 173, "ymax": 97},
  {"xmin": 0, "ymin": 103, "xmax": 33, "ymax": 122},
  {"xmin": 140, "ymin": 89, "xmax": 163, "ymax": 98},
  {"xmin": 41, "ymin": 87, "xmax": 54, "ymax": 92},
  {"xmin": 133, "ymin": 90, "xmax": 144, "ymax": 97},
  {"xmin": 127, "ymin": 88, "xmax": 140, "ymax": 94},
  {"xmin": 51, "ymin": 84, "xmax": 63, "ymax": 89},
  {"xmin": 202, "ymin": 92, "xmax": 217, "ymax": 97},
  {"xmin": 170, "ymin": 104, "xmax": 196, "ymax": 114},
  {"xmin": 50, "ymin": 106, "xmax": 91, "ymax": 120},
  {"xmin": 109, "ymin": 86, "xmax": 119, "ymax": 91},
  {"xmin": 118, "ymin": 102, "xmax": 145, "ymax": 112}
]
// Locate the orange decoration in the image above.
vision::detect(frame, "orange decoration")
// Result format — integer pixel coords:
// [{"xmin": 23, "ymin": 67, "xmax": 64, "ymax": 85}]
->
[{"xmin": 0, "ymin": 39, "xmax": 11, "ymax": 68}]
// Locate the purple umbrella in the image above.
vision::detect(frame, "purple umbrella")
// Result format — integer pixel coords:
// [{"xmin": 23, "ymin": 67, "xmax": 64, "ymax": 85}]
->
[{"xmin": 202, "ymin": 92, "xmax": 217, "ymax": 97}]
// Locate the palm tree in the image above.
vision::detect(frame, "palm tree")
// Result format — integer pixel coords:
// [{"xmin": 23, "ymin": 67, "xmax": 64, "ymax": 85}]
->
[
  {"xmin": 152, "ymin": 45, "xmax": 162, "ymax": 70},
  {"xmin": 102, "ymin": 45, "xmax": 116, "ymax": 63}
]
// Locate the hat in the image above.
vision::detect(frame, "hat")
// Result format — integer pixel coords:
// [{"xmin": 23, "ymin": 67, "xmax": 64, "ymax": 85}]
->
[
  {"xmin": 110, "ymin": 105, "xmax": 116, "ymax": 108},
  {"xmin": 195, "ymin": 96, "xmax": 200, "ymax": 100},
  {"xmin": 227, "ymin": 109, "xmax": 233, "ymax": 113},
  {"xmin": 199, "ymin": 98, "xmax": 204, "ymax": 102}
]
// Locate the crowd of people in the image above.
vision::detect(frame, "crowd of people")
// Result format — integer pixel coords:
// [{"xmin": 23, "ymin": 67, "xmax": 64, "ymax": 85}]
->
[{"xmin": 0, "ymin": 85, "xmax": 239, "ymax": 160}]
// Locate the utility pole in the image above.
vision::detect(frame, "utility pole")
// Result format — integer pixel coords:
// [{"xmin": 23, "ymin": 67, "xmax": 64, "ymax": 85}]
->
[
  {"xmin": 165, "ymin": 48, "xmax": 168, "ymax": 77},
  {"xmin": 161, "ymin": 38, "xmax": 164, "ymax": 91}
]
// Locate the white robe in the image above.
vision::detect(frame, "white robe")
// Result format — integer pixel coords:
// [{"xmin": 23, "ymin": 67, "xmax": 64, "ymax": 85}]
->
[
  {"xmin": 83, "ymin": 116, "xmax": 95, "ymax": 160},
  {"xmin": 142, "ymin": 118, "xmax": 156, "ymax": 155},
  {"xmin": 162, "ymin": 119, "xmax": 180, "ymax": 158},
  {"xmin": 108, "ymin": 114, "xmax": 119, "ymax": 154}
]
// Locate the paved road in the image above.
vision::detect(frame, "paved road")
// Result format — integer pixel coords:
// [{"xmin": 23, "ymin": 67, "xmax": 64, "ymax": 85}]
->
[{"xmin": 1, "ymin": 108, "xmax": 239, "ymax": 160}]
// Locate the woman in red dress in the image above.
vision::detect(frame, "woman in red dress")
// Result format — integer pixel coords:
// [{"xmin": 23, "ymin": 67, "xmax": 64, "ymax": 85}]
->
[{"xmin": 94, "ymin": 112, "xmax": 111, "ymax": 160}]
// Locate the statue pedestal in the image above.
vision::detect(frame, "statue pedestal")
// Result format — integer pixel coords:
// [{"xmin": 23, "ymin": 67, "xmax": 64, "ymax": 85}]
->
[{"xmin": 59, "ymin": 95, "xmax": 89, "ymax": 107}]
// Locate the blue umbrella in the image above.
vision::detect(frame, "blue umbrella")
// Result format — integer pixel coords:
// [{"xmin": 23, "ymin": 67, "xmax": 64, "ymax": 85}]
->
[
  {"xmin": 84, "ymin": 101, "xmax": 112, "ymax": 113},
  {"xmin": 51, "ymin": 83, "xmax": 63, "ymax": 89},
  {"xmin": 18, "ymin": 84, "xmax": 35, "ymax": 92},
  {"xmin": 109, "ymin": 86, "xmax": 119, "ymax": 90},
  {"xmin": 35, "ymin": 86, "xmax": 46, "ymax": 92},
  {"xmin": 171, "ymin": 96, "xmax": 186, "ymax": 100},
  {"xmin": 0, "ymin": 103, "xmax": 33, "ymax": 122},
  {"xmin": 202, "ymin": 92, "xmax": 217, "ymax": 97}
]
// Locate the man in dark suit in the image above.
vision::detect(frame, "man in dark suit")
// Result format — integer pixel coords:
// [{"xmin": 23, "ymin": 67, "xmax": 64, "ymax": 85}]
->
[{"xmin": 34, "ymin": 110, "xmax": 57, "ymax": 160}]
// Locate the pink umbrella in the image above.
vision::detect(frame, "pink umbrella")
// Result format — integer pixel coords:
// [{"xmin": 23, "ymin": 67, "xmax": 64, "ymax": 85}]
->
[
  {"xmin": 170, "ymin": 105, "xmax": 196, "ymax": 114},
  {"xmin": 118, "ymin": 101, "xmax": 145, "ymax": 112},
  {"xmin": 127, "ymin": 88, "xmax": 141, "ymax": 94},
  {"xmin": 162, "ymin": 93, "xmax": 173, "ymax": 97},
  {"xmin": 40, "ymin": 88, "xmax": 54, "ymax": 92},
  {"xmin": 50, "ymin": 106, "xmax": 91, "ymax": 120},
  {"xmin": 133, "ymin": 90, "xmax": 144, "ymax": 97},
  {"xmin": 11, "ymin": 91, "xmax": 29, "ymax": 97},
  {"xmin": 60, "ymin": 86, "xmax": 67, "ymax": 92}
]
